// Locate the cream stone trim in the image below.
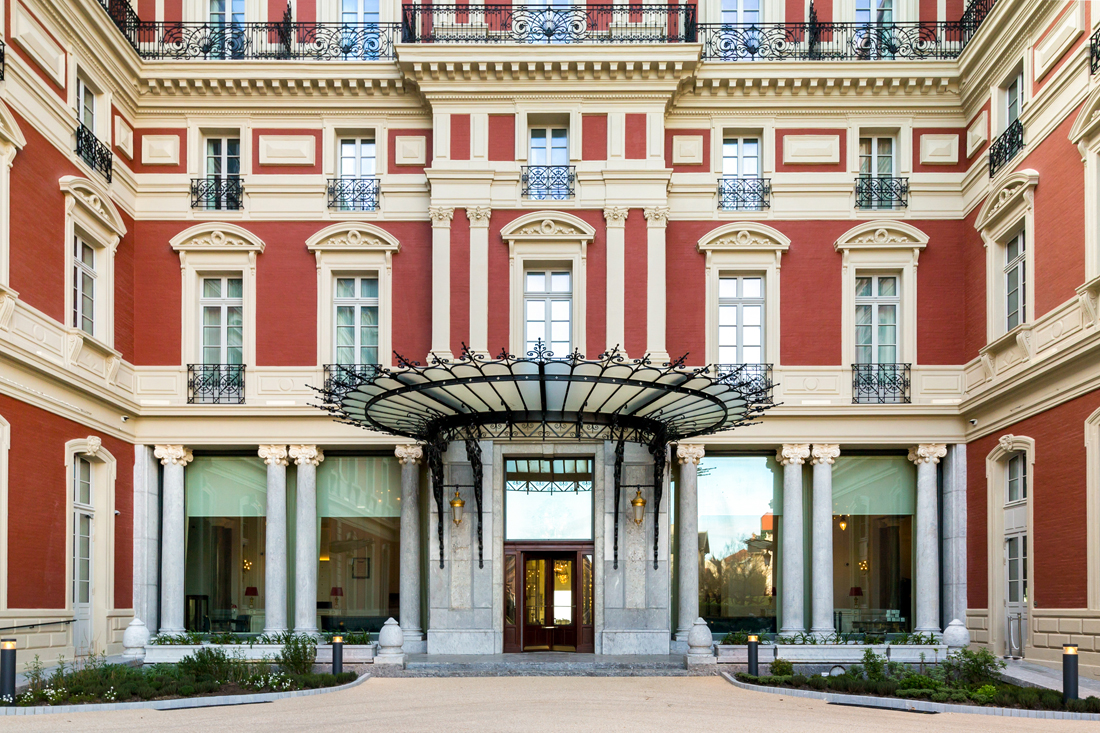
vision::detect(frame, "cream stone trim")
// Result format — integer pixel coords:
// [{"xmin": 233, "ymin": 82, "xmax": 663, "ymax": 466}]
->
[
  {"xmin": 1086, "ymin": 408, "xmax": 1100, "ymax": 610},
  {"xmin": 675, "ymin": 443, "xmax": 705, "ymax": 465},
  {"xmin": 907, "ymin": 443, "xmax": 947, "ymax": 465},
  {"xmin": 977, "ymin": 170, "xmax": 1039, "ymax": 343},
  {"xmin": 289, "ymin": 445, "xmax": 324, "ymax": 466},
  {"xmin": 171, "ymin": 224, "xmax": 264, "ymax": 370},
  {"xmin": 306, "ymin": 223, "xmax": 399, "ymax": 368},
  {"xmin": 697, "ymin": 222, "xmax": 790, "ymax": 366},
  {"xmin": 429, "ymin": 206, "xmax": 455, "ymax": 361},
  {"xmin": 0, "ymin": 101, "xmax": 26, "ymax": 288},
  {"xmin": 258, "ymin": 444, "xmax": 289, "ymax": 466},
  {"xmin": 603, "ymin": 207, "xmax": 628, "ymax": 354},
  {"xmin": 644, "ymin": 207, "xmax": 669, "ymax": 362},
  {"xmin": 61, "ymin": 176, "xmax": 125, "ymax": 350},
  {"xmin": 395, "ymin": 444, "xmax": 423, "ymax": 464},
  {"xmin": 1071, "ymin": 93, "xmax": 1100, "ymax": 282},
  {"xmin": 0, "ymin": 413, "xmax": 9, "ymax": 611},
  {"xmin": 154, "ymin": 445, "xmax": 194, "ymax": 466},
  {"xmin": 468, "ymin": 207, "xmax": 492, "ymax": 355},
  {"xmin": 64, "ymin": 437, "xmax": 118, "ymax": 657},
  {"xmin": 835, "ymin": 221, "xmax": 928, "ymax": 366},
  {"xmin": 776, "ymin": 443, "xmax": 810, "ymax": 465},
  {"xmin": 503, "ymin": 212, "xmax": 595, "ymax": 356},
  {"xmin": 811, "ymin": 444, "xmax": 840, "ymax": 465},
  {"xmin": 984, "ymin": 435, "xmax": 1036, "ymax": 657}
]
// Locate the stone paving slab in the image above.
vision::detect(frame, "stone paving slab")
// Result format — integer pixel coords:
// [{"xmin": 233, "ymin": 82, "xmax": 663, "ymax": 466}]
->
[
  {"xmin": 377, "ymin": 652, "xmax": 720, "ymax": 677},
  {"xmin": 1000, "ymin": 659, "xmax": 1100, "ymax": 697}
]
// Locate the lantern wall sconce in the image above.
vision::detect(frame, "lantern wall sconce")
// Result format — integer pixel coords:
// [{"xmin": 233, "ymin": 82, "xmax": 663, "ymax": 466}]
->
[
  {"xmin": 450, "ymin": 488, "xmax": 465, "ymax": 525},
  {"xmin": 631, "ymin": 489, "xmax": 646, "ymax": 525},
  {"xmin": 838, "ymin": 515, "xmax": 848, "ymax": 531}
]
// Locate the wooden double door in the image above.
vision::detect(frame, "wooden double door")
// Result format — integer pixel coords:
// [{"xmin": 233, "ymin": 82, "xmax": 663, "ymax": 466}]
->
[{"xmin": 503, "ymin": 544, "xmax": 594, "ymax": 653}]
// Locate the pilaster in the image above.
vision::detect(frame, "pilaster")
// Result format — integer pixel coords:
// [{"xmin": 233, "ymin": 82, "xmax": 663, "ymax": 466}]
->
[
  {"xmin": 259, "ymin": 445, "xmax": 289, "ymax": 634},
  {"xmin": 429, "ymin": 206, "xmax": 455, "ymax": 362},
  {"xmin": 290, "ymin": 445, "xmax": 324, "ymax": 635},
  {"xmin": 604, "ymin": 207, "xmax": 628, "ymax": 354},
  {"xmin": 674, "ymin": 443, "xmax": 705, "ymax": 646},
  {"xmin": 467, "ymin": 207, "xmax": 491, "ymax": 356},
  {"xmin": 154, "ymin": 444, "xmax": 193, "ymax": 634},
  {"xmin": 810, "ymin": 444, "xmax": 840, "ymax": 637},
  {"xmin": 643, "ymin": 206, "xmax": 669, "ymax": 363},
  {"xmin": 396, "ymin": 444, "xmax": 426, "ymax": 652}
]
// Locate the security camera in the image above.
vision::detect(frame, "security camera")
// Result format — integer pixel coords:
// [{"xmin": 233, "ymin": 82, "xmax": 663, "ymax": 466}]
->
[
  {"xmin": 121, "ymin": 415, "xmax": 130, "ymax": 422},
  {"xmin": 969, "ymin": 419, "xmax": 977, "ymax": 425}
]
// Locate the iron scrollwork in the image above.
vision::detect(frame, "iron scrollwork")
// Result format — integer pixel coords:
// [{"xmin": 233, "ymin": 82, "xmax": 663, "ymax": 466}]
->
[
  {"xmin": 76, "ymin": 124, "xmax": 113, "ymax": 184},
  {"xmin": 464, "ymin": 436, "xmax": 485, "ymax": 569},
  {"xmin": 612, "ymin": 432, "xmax": 626, "ymax": 570},
  {"xmin": 647, "ymin": 433, "xmax": 667, "ymax": 571},
  {"xmin": 988, "ymin": 119, "xmax": 1024, "ymax": 178},
  {"xmin": 327, "ymin": 178, "xmax": 380, "ymax": 212},
  {"xmin": 425, "ymin": 435, "xmax": 447, "ymax": 569},
  {"xmin": 855, "ymin": 176, "xmax": 909, "ymax": 210},
  {"xmin": 718, "ymin": 177, "xmax": 770, "ymax": 211}
]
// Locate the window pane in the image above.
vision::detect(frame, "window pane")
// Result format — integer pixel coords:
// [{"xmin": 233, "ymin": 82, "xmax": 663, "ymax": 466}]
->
[
  {"xmin": 743, "ymin": 305, "xmax": 761, "ymax": 327},
  {"xmin": 878, "ymin": 277, "xmax": 897, "ymax": 297},
  {"xmin": 743, "ymin": 346, "xmax": 762, "ymax": 364},
  {"xmin": 718, "ymin": 305, "xmax": 737, "ymax": 327},
  {"xmin": 203, "ymin": 278, "xmax": 222, "ymax": 298},
  {"xmin": 718, "ymin": 326, "xmax": 737, "ymax": 349},
  {"xmin": 742, "ymin": 277, "xmax": 762, "ymax": 298},
  {"xmin": 550, "ymin": 272, "xmax": 570, "ymax": 293},
  {"xmin": 336, "ymin": 278, "xmax": 355, "ymax": 298},
  {"xmin": 718, "ymin": 277, "xmax": 737, "ymax": 299},
  {"xmin": 877, "ymin": 304, "xmax": 896, "ymax": 327},
  {"xmin": 361, "ymin": 305, "xmax": 378, "ymax": 327},
  {"xmin": 550, "ymin": 299, "xmax": 570, "ymax": 321},
  {"xmin": 526, "ymin": 272, "xmax": 546, "ymax": 293},
  {"xmin": 227, "ymin": 306, "xmax": 243, "ymax": 327},
  {"xmin": 228, "ymin": 278, "xmax": 243, "ymax": 298},
  {"xmin": 526, "ymin": 299, "xmax": 545, "ymax": 321},
  {"xmin": 855, "ymin": 304, "xmax": 872, "ymax": 327},
  {"xmin": 855, "ymin": 277, "xmax": 872, "ymax": 297},
  {"xmin": 743, "ymin": 326, "xmax": 761, "ymax": 347},
  {"xmin": 361, "ymin": 278, "xmax": 379, "ymax": 298},
  {"xmin": 203, "ymin": 306, "xmax": 221, "ymax": 328}
]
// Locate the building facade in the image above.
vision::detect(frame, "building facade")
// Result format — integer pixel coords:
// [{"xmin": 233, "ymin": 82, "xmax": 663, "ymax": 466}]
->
[{"xmin": 0, "ymin": 0, "xmax": 1098, "ymax": 672}]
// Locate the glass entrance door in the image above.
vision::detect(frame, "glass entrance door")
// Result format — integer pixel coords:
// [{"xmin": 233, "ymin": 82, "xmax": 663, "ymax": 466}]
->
[{"xmin": 522, "ymin": 553, "xmax": 577, "ymax": 651}]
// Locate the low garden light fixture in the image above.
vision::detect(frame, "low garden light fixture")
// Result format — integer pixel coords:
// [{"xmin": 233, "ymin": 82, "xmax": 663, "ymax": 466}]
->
[
  {"xmin": 450, "ymin": 488, "xmax": 465, "ymax": 526},
  {"xmin": 1064, "ymin": 644, "xmax": 1079, "ymax": 702},
  {"xmin": 332, "ymin": 635, "xmax": 344, "ymax": 675},
  {"xmin": 747, "ymin": 634, "xmax": 759, "ymax": 676},
  {"xmin": 244, "ymin": 586, "xmax": 258, "ymax": 609},
  {"xmin": 631, "ymin": 489, "xmax": 646, "ymax": 525},
  {"xmin": 0, "ymin": 639, "xmax": 15, "ymax": 703}
]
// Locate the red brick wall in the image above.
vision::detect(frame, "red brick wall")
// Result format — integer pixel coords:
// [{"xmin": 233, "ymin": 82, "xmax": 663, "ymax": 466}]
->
[
  {"xmin": 967, "ymin": 389, "xmax": 1100, "ymax": 610},
  {"xmin": 911, "ymin": 128, "xmax": 969, "ymax": 174},
  {"xmin": 114, "ymin": 209, "xmax": 136, "ymax": 361},
  {"xmin": 916, "ymin": 220, "xmax": 969, "ymax": 365},
  {"xmin": 450, "ymin": 115, "xmax": 471, "ymax": 161},
  {"xmin": 1, "ymin": 395, "xmax": 132, "ymax": 610},
  {"xmin": 583, "ymin": 115, "xmax": 608, "ymax": 161},
  {"xmin": 625, "ymin": 115, "xmax": 647, "ymax": 160},
  {"xmin": 624, "ymin": 210, "xmax": 647, "ymax": 355},
  {"xmin": 488, "ymin": 115, "xmax": 515, "ymax": 162},
  {"xmin": 961, "ymin": 206, "xmax": 987, "ymax": 360},
  {"xmin": 778, "ymin": 222, "xmax": 843, "ymax": 365},
  {"xmin": 130, "ymin": 129, "xmax": 188, "ymax": 174},
  {"xmin": 665, "ymin": 221, "xmax": 708, "ymax": 362}
]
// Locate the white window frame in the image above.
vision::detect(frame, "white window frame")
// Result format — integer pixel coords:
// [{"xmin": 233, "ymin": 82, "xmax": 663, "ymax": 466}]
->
[
  {"xmin": 340, "ymin": 0, "xmax": 380, "ymax": 24},
  {"xmin": 722, "ymin": 136, "xmax": 761, "ymax": 177},
  {"xmin": 209, "ymin": 0, "xmax": 246, "ymax": 25},
  {"xmin": 72, "ymin": 236, "xmax": 97, "ymax": 336},
  {"xmin": 523, "ymin": 269, "xmax": 573, "ymax": 356},
  {"xmin": 1005, "ymin": 71, "xmax": 1023, "ymax": 129},
  {"xmin": 716, "ymin": 274, "xmax": 765, "ymax": 365},
  {"xmin": 858, "ymin": 135, "xmax": 896, "ymax": 177},
  {"xmin": 975, "ymin": 170, "xmax": 1038, "ymax": 343},
  {"xmin": 332, "ymin": 275, "xmax": 381, "ymax": 365},
  {"xmin": 199, "ymin": 274, "xmax": 245, "ymax": 366},
  {"xmin": 0, "ymin": 105, "xmax": 27, "ymax": 288},
  {"xmin": 854, "ymin": 0, "xmax": 893, "ymax": 24},
  {"xmin": 1003, "ymin": 230, "xmax": 1026, "ymax": 332},
  {"xmin": 337, "ymin": 136, "xmax": 376, "ymax": 178},
  {"xmin": 720, "ymin": 0, "xmax": 760, "ymax": 24},
  {"xmin": 76, "ymin": 76, "xmax": 96, "ymax": 133},
  {"xmin": 205, "ymin": 135, "xmax": 241, "ymax": 178},
  {"xmin": 698, "ymin": 222, "xmax": 789, "ymax": 366},
  {"xmin": 1005, "ymin": 451, "xmax": 1027, "ymax": 505},
  {"xmin": 854, "ymin": 273, "xmax": 900, "ymax": 365},
  {"xmin": 307, "ymin": 223, "xmax": 398, "ymax": 370}
]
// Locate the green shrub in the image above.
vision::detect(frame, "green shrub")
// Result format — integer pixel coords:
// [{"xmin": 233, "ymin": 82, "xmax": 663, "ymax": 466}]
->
[
  {"xmin": 898, "ymin": 674, "xmax": 941, "ymax": 691},
  {"xmin": 207, "ymin": 631, "xmax": 243, "ymax": 645},
  {"xmin": 993, "ymin": 690, "xmax": 1016, "ymax": 707},
  {"xmin": 1040, "ymin": 690, "xmax": 1064, "ymax": 710},
  {"xmin": 1016, "ymin": 687, "xmax": 1040, "ymax": 709},
  {"xmin": 941, "ymin": 647, "xmax": 1005, "ymax": 689},
  {"xmin": 790, "ymin": 674, "xmax": 808, "ymax": 687},
  {"xmin": 1086, "ymin": 696, "xmax": 1100, "ymax": 713},
  {"xmin": 735, "ymin": 673, "xmax": 759, "ymax": 683},
  {"xmin": 861, "ymin": 649, "xmax": 886, "ymax": 681},
  {"xmin": 829, "ymin": 677, "xmax": 850, "ymax": 692},
  {"xmin": 897, "ymin": 688, "xmax": 935, "ymax": 699},
  {"xmin": 872, "ymin": 680, "xmax": 898, "ymax": 696},
  {"xmin": 1066, "ymin": 699, "xmax": 1089, "ymax": 714},
  {"xmin": 178, "ymin": 685, "xmax": 195, "ymax": 697},
  {"xmin": 808, "ymin": 676, "xmax": 828, "ymax": 690},
  {"xmin": 970, "ymin": 684, "xmax": 997, "ymax": 704},
  {"xmin": 276, "ymin": 635, "xmax": 317, "ymax": 676},
  {"xmin": 179, "ymin": 646, "xmax": 234, "ymax": 682},
  {"xmin": 930, "ymin": 691, "xmax": 950, "ymax": 703},
  {"xmin": 770, "ymin": 658, "xmax": 793, "ymax": 676}
]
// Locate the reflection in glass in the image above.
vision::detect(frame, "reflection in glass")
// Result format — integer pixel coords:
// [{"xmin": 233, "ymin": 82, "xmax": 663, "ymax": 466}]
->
[
  {"xmin": 553, "ymin": 560, "xmax": 573, "ymax": 625},
  {"xmin": 582, "ymin": 554, "xmax": 593, "ymax": 625},
  {"xmin": 525, "ymin": 559, "xmax": 546, "ymax": 625},
  {"xmin": 505, "ymin": 458, "xmax": 593, "ymax": 540},
  {"xmin": 696, "ymin": 456, "xmax": 783, "ymax": 634},
  {"xmin": 505, "ymin": 555, "xmax": 517, "ymax": 625}
]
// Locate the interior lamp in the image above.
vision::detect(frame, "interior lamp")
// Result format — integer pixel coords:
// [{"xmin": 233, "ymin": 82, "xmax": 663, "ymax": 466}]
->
[
  {"xmin": 848, "ymin": 586, "xmax": 863, "ymax": 608},
  {"xmin": 450, "ymin": 488, "xmax": 465, "ymax": 525},
  {"xmin": 838, "ymin": 516, "xmax": 848, "ymax": 531},
  {"xmin": 330, "ymin": 586, "xmax": 344, "ymax": 610},
  {"xmin": 631, "ymin": 489, "xmax": 646, "ymax": 525},
  {"xmin": 244, "ymin": 586, "xmax": 259, "ymax": 609}
]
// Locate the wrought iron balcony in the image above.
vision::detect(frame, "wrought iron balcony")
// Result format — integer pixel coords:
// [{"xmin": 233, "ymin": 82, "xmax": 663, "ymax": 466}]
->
[
  {"xmin": 323, "ymin": 364, "xmax": 383, "ymax": 399},
  {"xmin": 400, "ymin": 4, "xmax": 697, "ymax": 44},
  {"xmin": 191, "ymin": 176, "xmax": 244, "ymax": 210},
  {"xmin": 988, "ymin": 119, "xmax": 1024, "ymax": 178},
  {"xmin": 1091, "ymin": 25, "xmax": 1099, "ymax": 74},
  {"xmin": 852, "ymin": 363, "xmax": 911, "ymax": 404},
  {"xmin": 76, "ymin": 124, "xmax": 113, "ymax": 184},
  {"xmin": 713, "ymin": 364, "xmax": 774, "ymax": 406},
  {"xmin": 521, "ymin": 165, "xmax": 575, "ymax": 200},
  {"xmin": 855, "ymin": 176, "xmax": 908, "ymax": 209},
  {"xmin": 0, "ymin": 39, "xmax": 6, "ymax": 81},
  {"xmin": 328, "ymin": 177, "xmax": 380, "ymax": 212},
  {"xmin": 718, "ymin": 177, "xmax": 771, "ymax": 211},
  {"xmin": 188, "ymin": 364, "xmax": 245, "ymax": 404}
]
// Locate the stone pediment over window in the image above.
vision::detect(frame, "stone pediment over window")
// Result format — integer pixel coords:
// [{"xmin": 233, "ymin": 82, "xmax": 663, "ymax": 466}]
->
[
  {"xmin": 169, "ymin": 222, "xmax": 266, "ymax": 253},
  {"xmin": 834, "ymin": 221, "xmax": 929, "ymax": 255},
  {"xmin": 500, "ymin": 212, "xmax": 597, "ymax": 244},
  {"xmin": 697, "ymin": 222, "xmax": 791, "ymax": 253},
  {"xmin": 306, "ymin": 223, "xmax": 400, "ymax": 252},
  {"xmin": 975, "ymin": 170, "xmax": 1039, "ymax": 234},
  {"xmin": 0, "ymin": 100, "xmax": 27, "ymax": 151},
  {"xmin": 1070, "ymin": 84, "xmax": 1100, "ymax": 145},
  {"xmin": 60, "ymin": 176, "xmax": 126, "ymax": 250}
]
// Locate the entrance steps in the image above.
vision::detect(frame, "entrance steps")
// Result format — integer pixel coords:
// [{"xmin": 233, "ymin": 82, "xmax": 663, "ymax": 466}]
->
[{"xmin": 370, "ymin": 652, "xmax": 719, "ymax": 677}]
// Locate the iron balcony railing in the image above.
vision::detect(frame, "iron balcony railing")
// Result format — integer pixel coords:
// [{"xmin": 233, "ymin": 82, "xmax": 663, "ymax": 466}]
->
[
  {"xmin": 400, "ymin": 4, "xmax": 697, "ymax": 44},
  {"xmin": 522, "ymin": 165, "xmax": 575, "ymax": 200},
  {"xmin": 188, "ymin": 364, "xmax": 245, "ymax": 404},
  {"xmin": 855, "ymin": 176, "xmax": 908, "ymax": 209},
  {"xmin": 328, "ymin": 177, "xmax": 380, "ymax": 212},
  {"xmin": 191, "ymin": 176, "xmax": 244, "ymax": 210},
  {"xmin": 988, "ymin": 119, "xmax": 1024, "ymax": 178},
  {"xmin": 76, "ymin": 124, "xmax": 113, "ymax": 183},
  {"xmin": 323, "ymin": 364, "xmax": 383, "ymax": 399},
  {"xmin": 718, "ymin": 177, "xmax": 771, "ymax": 211},
  {"xmin": 852, "ymin": 363, "xmax": 911, "ymax": 404},
  {"xmin": 0, "ymin": 39, "xmax": 6, "ymax": 81},
  {"xmin": 1091, "ymin": 25, "xmax": 1100, "ymax": 75},
  {"xmin": 713, "ymin": 364, "xmax": 774, "ymax": 406}
]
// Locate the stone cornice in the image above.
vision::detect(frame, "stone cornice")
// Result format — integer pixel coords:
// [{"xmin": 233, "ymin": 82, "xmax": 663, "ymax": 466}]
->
[{"xmin": 975, "ymin": 169, "xmax": 1039, "ymax": 233}]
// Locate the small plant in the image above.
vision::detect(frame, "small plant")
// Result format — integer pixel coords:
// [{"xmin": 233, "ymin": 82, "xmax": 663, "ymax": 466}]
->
[
  {"xmin": 861, "ymin": 648, "xmax": 886, "ymax": 681},
  {"xmin": 207, "ymin": 631, "xmax": 243, "ymax": 645},
  {"xmin": 323, "ymin": 630, "xmax": 374, "ymax": 645},
  {"xmin": 769, "ymin": 658, "xmax": 793, "ymax": 676},
  {"xmin": 970, "ymin": 684, "xmax": 997, "ymax": 704},
  {"xmin": 897, "ymin": 673, "xmax": 940, "ymax": 691},
  {"xmin": 940, "ymin": 647, "xmax": 1005, "ymax": 689},
  {"xmin": 178, "ymin": 646, "xmax": 234, "ymax": 682},
  {"xmin": 275, "ymin": 634, "xmax": 317, "ymax": 676},
  {"xmin": 149, "ymin": 631, "xmax": 203, "ymax": 646}
]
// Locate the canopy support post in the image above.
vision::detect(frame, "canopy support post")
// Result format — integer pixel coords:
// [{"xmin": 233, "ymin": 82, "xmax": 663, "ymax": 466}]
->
[
  {"xmin": 649, "ymin": 433, "xmax": 667, "ymax": 571},
  {"xmin": 612, "ymin": 432, "xmax": 626, "ymax": 570},
  {"xmin": 426, "ymin": 435, "xmax": 446, "ymax": 569},
  {"xmin": 464, "ymin": 436, "xmax": 484, "ymax": 569}
]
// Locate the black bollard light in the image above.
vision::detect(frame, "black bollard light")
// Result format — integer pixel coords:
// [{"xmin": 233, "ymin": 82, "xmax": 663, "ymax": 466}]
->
[
  {"xmin": 332, "ymin": 635, "xmax": 344, "ymax": 675},
  {"xmin": 1063, "ymin": 644, "xmax": 1079, "ymax": 703},
  {"xmin": 747, "ymin": 634, "xmax": 759, "ymax": 676},
  {"xmin": 0, "ymin": 639, "xmax": 15, "ymax": 703}
]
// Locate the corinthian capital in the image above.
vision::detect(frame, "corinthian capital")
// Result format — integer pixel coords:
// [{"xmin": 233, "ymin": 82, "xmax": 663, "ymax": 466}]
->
[
  {"xmin": 603, "ymin": 207, "xmax": 629, "ymax": 227},
  {"xmin": 154, "ymin": 445, "xmax": 194, "ymax": 467},
  {"xmin": 429, "ymin": 206, "xmax": 455, "ymax": 226},
  {"xmin": 776, "ymin": 444, "xmax": 810, "ymax": 466},
  {"xmin": 466, "ymin": 206, "xmax": 491, "ymax": 227},
  {"xmin": 395, "ymin": 444, "xmax": 424, "ymax": 465},
  {"xmin": 676, "ymin": 444, "xmax": 705, "ymax": 465},
  {"xmin": 907, "ymin": 443, "xmax": 947, "ymax": 465},
  {"xmin": 258, "ymin": 445, "xmax": 289, "ymax": 467},
  {"xmin": 289, "ymin": 445, "xmax": 325, "ymax": 467},
  {"xmin": 643, "ymin": 206, "xmax": 669, "ymax": 226},
  {"xmin": 811, "ymin": 444, "xmax": 841, "ymax": 466}
]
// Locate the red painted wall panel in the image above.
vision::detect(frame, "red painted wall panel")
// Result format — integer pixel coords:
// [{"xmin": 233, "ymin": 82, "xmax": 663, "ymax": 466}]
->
[
  {"xmin": 967, "ymin": 389, "xmax": 1100, "ymax": 610},
  {"xmin": 624, "ymin": 210, "xmax": 647, "ymax": 355},
  {"xmin": 775, "ymin": 129, "xmax": 847, "ymax": 173},
  {"xmin": 251, "ymin": 223, "xmax": 317, "ymax": 366},
  {"xmin": 665, "ymin": 221, "xmax": 708, "ymax": 362},
  {"xmin": 114, "ymin": 209, "xmax": 136, "ymax": 361},
  {"xmin": 814, "ymin": 0, "xmax": 831, "ymax": 23},
  {"xmin": 961, "ymin": 206, "xmax": 986, "ymax": 361},
  {"xmin": 785, "ymin": 0, "xmax": 804, "ymax": 22},
  {"xmin": 911, "ymin": 128, "xmax": 969, "ymax": 174},
  {"xmin": 387, "ymin": 129, "xmax": 433, "ymax": 175},
  {"xmin": 450, "ymin": 114, "xmax": 471, "ymax": 161},
  {"xmin": 389, "ymin": 221, "xmax": 434, "ymax": 364},
  {"xmin": 1018, "ymin": 113, "xmax": 1085, "ymax": 319},
  {"xmin": 251, "ymin": 129, "xmax": 322, "ymax": 175},
  {"xmin": 130, "ymin": 128, "xmax": 188, "ymax": 174},
  {"xmin": 164, "ymin": 0, "xmax": 182, "ymax": 23},
  {"xmin": 585, "ymin": 213, "xmax": 607, "ymax": 358},
  {"xmin": 664, "ymin": 129, "xmax": 711, "ymax": 173},
  {"xmin": 1, "ymin": 395, "xmax": 133, "ymax": 610},
  {"xmin": 915, "ymin": 220, "xmax": 968, "ymax": 364},
  {"xmin": 625, "ymin": 115, "xmax": 647, "ymax": 160},
  {"xmin": 450, "ymin": 210, "xmax": 471, "ymax": 356},
  {"xmin": 138, "ymin": 0, "xmax": 156, "ymax": 20},
  {"xmin": 583, "ymin": 115, "xmax": 608, "ymax": 161},
  {"xmin": 946, "ymin": 0, "xmax": 964, "ymax": 22},
  {"xmin": 919, "ymin": 0, "xmax": 936, "ymax": 23},
  {"xmin": 488, "ymin": 115, "xmax": 515, "ymax": 162},
  {"xmin": 8, "ymin": 109, "xmax": 81, "ymax": 324},
  {"xmin": 487, "ymin": 213, "xmax": 514, "ymax": 355},
  {"xmin": 778, "ymin": 223, "xmax": 842, "ymax": 365},
  {"xmin": 132, "ymin": 221, "xmax": 182, "ymax": 366}
]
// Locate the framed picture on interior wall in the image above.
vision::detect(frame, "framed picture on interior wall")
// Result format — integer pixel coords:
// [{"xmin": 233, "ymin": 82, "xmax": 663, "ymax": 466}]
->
[{"xmin": 352, "ymin": 557, "xmax": 371, "ymax": 579}]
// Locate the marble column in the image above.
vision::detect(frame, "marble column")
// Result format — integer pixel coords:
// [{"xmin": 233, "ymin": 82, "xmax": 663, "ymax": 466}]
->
[
  {"xmin": 941, "ymin": 444, "xmax": 968, "ymax": 626},
  {"xmin": 675, "ymin": 444, "xmax": 705, "ymax": 642},
  {"xmin": 290, "ymin": 445, "xmax": 324, "ymax": 635},
  {"xmin": 643, "ymin": 206, "xmax": 670, "ymax": 364},
  {"xmin": 604, "ymin": 207, "xmax": 628, "ymax": 354},
  {"xmin": 153, "ymin": 445, "xmax": 193, "ymax": 634},
  {"xmin": 467, "ymin": 207, "xmax": 491, "ymax": 356},
  {"xmin": 777, "ymin": 444, "xmax": 810, "ymax": 635},
  {"xmin": 909, "ymin": 443, "xmax": 947, "ymax": 636},
  {"xmin": 259, "ymin": 445, "xmax": 289, "ymax": 634},
  {"xmin": 395, "ymin": 444, "xmax": 425, "ymax": 650},
  {"xmin": 429, "ymin": 206, "xmax": 455, "ymax": 362},
  {"xmin": 810, "ymin": 444, "xmax": 840, "ymax": 637}
]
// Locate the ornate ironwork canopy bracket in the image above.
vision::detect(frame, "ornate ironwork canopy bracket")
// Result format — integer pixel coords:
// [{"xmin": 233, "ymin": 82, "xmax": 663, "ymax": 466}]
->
[
  {"xmin": 464, "ymin": 436, "xmax": 485, "ymax": 569},
  {"xmin": 648, "ymin": 431, "xmax": 668, "ymax": 571},
  {"xmin": 612, "ymin": 433, "xmax": 625, "ymax": 571},
  {"xmin": 425, "ymin": 435, "xmax": 446, "ymax": 569}
]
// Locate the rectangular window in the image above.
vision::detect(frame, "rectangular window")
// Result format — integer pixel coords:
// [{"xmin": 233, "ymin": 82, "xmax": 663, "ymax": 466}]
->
[
  {"xmin": 1006, "ymin": 534, "xmax": 1027, "ymax": 604},
  {"xmin": 201, "ymin": 276, "xmax": 244, "ymax": 365},
  {"xmin": 342, "ymin": 0, "xmax": 380, "ymax": 24},
  {"xmin": 856, "ymin": 0, "xmax": 893, "ymax": 23},
  {"xmin": 855, "ymin": 275, "xmax": 899, "ymax": 364},
  {"xmin": 721, "ymin": 0, "xmax": 760, "ymax": 24},
  {"xmin": 526, "ymin": 128, "xmax": 571, "ymax": 200},
  {"xmin": 73, "ymin": 457, "xmax": 93, "ymax": 607},
  {"xmin": 722, "ymin": 137, "xmax": 760, "ymax": 178},
  {"xmin": 339, "ymin": 137, "xmax": 376, "ymax": 178},
  {"xmin": 859, "ymin": 137, "xmax": 895, "ymax": 178},
  {"xmin": 1006, "ymin": 453, "xmax": 1027, "ymax": 504},
  {"xmin": 72, "ymin": 237, "xmax": 96, "ymax": 336},
  {"xmin": 77, "ymin": 77, "xmax": 96, "ymax": 131},
  {"xmin": 1006, "ymin": 72, "xmax": 1023, "ymax": 127},
  {"xmin": 524, "ymin": 269, "xmax": 572, "ymax": 356},
  {"xmin": 334, "ymin": 276, "xmax": 379, "ymax": 365},
  {"xmin": 210, "ymin": 0, "xmax": 245, "ymax": 24},
  {"xmin": 1004, "ymin": 231, "xmax": 1026, "ymax": 331},
  {"xmin": 717, "ymin": 275, "xmax": 764, "ymax": 364},
  {"xmin": 206, "ymin": 137, "xmax": 241, "ymax": 178},
  {"xmin": 530, "ymin": 128, "xmax": 568, "ymax": 167}
]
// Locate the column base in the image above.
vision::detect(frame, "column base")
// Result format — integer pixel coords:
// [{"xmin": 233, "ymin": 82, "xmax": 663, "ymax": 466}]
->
[
  {"xmin": 914, "ymin": 626, "xmax": 943, "ymax": 639},
  {"xmin": 429, "ymin": 350, "xmax": 455, "ymax": 363},
  {"xmin": 158, "ymin": 627, "xmax": 185, "ymax": 636},
  {"xmin": 293, "ymin": 626, "xmax": 320, "ymax": 638},
  {"xmin": 403, "ymin": 629, "xmax": 426, "ymax": 654},
  {"xmin": 646, "ymin": 351, "xmax": 671, "ymax": 365},
  {"xmin": 778, "ymin": 626, "xmax": 805, "ymax": 637}
]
